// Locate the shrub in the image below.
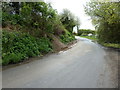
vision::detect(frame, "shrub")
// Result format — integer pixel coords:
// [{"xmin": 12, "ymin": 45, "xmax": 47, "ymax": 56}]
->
[
  {"xmin": 78, "ymin": 29, "xmax": 96, "ymax": 36},
  {"xmin": 36, "ymin": 37, "xmax": 53, "ymax": 53},
  {"xmin": 60, "ymin": 29, "xmax": 75, "ymax": 44},
  {"xmin": 2, "ymin": 30, "xmax": 53, "ymax": 65}
]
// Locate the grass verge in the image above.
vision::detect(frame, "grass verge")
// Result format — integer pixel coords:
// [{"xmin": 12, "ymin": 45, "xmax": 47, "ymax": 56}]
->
[
  {"xmin": 100, "ymin": 43, "xmax": 120, "ymax": 49},
  {"xmin": 80, "ymin": 35, "xmax": 97, "ymax": 41},
  {"xmin": 80, "ymin": 35, "xmax": 120, "ymax": 49}
]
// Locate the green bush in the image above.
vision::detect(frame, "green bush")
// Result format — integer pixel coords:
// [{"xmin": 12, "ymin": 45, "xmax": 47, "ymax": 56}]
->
[
  {"xmin": 2, "ymin": 12, "xmax": 23, "ymax": 27},
  {"xmin": 60, "ymin": 29, "xmax": 75, "ymax": 44},
  {"xmin": 2, "ymin": 30, "xmax": 53, "ymax": 65},
  {"xmin": 78, "ymin": 29, "xmax": 96, "ymax": 36},
  {"xmin": 36, "ymin": 38, "xmax": 53, "ymax": 53},
  {"xmin": 97, "ymin": 24, "xmax": 120, "ymax": 43}
]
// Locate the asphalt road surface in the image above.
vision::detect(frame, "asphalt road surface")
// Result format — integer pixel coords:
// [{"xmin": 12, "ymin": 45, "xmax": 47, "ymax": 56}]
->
[{"xmin": 2, "ymin": 36, "xmax": 119, "ymax": 88}]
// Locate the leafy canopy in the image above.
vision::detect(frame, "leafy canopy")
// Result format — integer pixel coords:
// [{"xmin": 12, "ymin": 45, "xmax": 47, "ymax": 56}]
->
[{"xmin": 84, "ymin": 0, "xmax": 120, "ymax": 43}]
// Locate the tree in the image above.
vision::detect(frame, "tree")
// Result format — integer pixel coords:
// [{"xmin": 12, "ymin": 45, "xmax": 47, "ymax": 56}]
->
[
  {"xmin": 2, "ymin": 2, "xmax": 60, "ymax": 37},
  {"xmin": 60, "ymin": 9, "xmax": 80, "ymax": 33},
  {"xmin": 84, "ymin": 0, "xmax": 120, "ymax": 43}
]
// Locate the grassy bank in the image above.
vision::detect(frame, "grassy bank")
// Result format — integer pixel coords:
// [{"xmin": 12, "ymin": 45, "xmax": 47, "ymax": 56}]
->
[
  {"xmin": 60, "ymin": 29, "xmax": 75, "ymax": 44},
  {"xmin": 2, "ymin": 29, "xmax": 75, "ymax": 66},
  {"xmin": 100, "ymin": 43, "xmax": 120, "ymax": 49},
  {"xmin": 2, "ymin": 30, "xmax": 53, "ymax": 65},
  {"xmin": 1, "ymin": 2, "xmax": 77, "ymax": 66},
  {"xmin": 80, "ymin": 35, "xmax": 120, "ymax": 49}
]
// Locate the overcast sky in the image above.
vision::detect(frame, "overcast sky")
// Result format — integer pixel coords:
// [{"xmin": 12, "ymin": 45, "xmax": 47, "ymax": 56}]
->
[{"xmin": 44, "ymin": 0, "xmax": 95, "ymax": 30}]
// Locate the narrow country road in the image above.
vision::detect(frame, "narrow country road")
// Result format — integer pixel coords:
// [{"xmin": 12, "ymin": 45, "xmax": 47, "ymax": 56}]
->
[{"xmin": 2, "ymin": 36, "xmax": 119, "ymax": 88}]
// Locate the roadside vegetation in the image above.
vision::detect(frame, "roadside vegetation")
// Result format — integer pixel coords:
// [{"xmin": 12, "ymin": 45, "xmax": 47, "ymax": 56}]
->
[
  {"xmin": 78, "ymin": 29, "xmax": 95, "ymax": 36},
  {"xmin": 84, "ymin": 0, "xmax": 120, "ymax": 49},
  {"xmin": 78, "ymin": 29, "xmax": 97, "ymax": 41},
  {"xmin": 2, "ymin": 30, "xmax": 53, "ymax": 65},
  {"xmin": 80, "ymin": 35, "xmax": 120, "ymax": 49},
  {"xmin": 2, "ymin": 2, "xmax": 80, "ymax": 65},
  {"xmin": 60, "ymin": 29, "xmax": 75, "ymax": 44},
  {"xmin": 78, "ymin": 29, "xmax": 120, "ymax": 49},
  {"xmin": 80, "ymin": 36, "xmax": 97, "ymax": 41}
]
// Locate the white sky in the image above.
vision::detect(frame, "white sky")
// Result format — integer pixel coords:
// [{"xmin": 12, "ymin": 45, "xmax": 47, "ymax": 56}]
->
[{"xmin": 44, "ymin": 0, "xmax": 95, "ymax": 30}]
